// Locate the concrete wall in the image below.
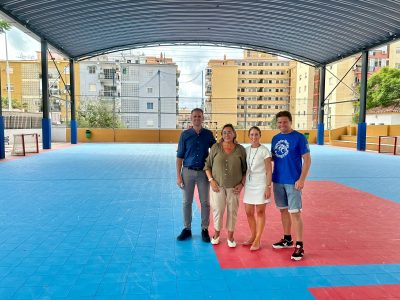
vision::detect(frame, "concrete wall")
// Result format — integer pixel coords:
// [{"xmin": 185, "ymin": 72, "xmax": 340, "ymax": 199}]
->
[{"xmin": 52, "ymin": 126, "xmax": 66, "ymax": 142}]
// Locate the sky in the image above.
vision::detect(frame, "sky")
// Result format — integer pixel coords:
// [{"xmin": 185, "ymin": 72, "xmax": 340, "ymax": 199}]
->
[{"xmin": 0, "ymin": 27, "xmax": 244, "ymax": 108}]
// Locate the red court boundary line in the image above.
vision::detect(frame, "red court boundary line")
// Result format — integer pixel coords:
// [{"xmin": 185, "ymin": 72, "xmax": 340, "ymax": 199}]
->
[
  {"xmin": 196, "ymin": 181, "xmax": 400, "ymax": 269},
  {"xmin": 0, "ymin": 143, "xmax": 81, "ymax": 163}
]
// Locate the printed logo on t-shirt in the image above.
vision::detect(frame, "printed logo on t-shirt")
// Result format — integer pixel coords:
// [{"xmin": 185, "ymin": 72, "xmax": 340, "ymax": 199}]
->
[{"xmin": 274, "ymin": 139, "xmax": 289, "ymax": 158}]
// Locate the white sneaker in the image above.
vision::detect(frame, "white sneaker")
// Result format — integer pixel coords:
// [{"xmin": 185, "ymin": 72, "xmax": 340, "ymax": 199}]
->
[
  {"xmin": 211, "ymin": 236, "xmax": 220, "ymax": 245},
  {"xmin": 227, "ymin": 239, "xmax": 237, "ymax": 248}
]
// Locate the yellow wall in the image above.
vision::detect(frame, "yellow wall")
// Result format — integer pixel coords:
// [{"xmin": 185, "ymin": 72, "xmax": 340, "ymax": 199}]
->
[
  {"xmin": 389, "ymin": 125, "xmax": 400, "ymax": 136},
  {"xmin": 210, "ymin": 65, "xmax": 238, "ymax": 127},
  {"xmin": 67, "ymin": 128, "xmax": 318, "ymax": 144},
  {"xmin": 388, "ymin": 40, "xmax": 400, "ymax": 68},
  {"xmin": 366, "ymin": 125, "xmax": 389, "ymax": 136}
]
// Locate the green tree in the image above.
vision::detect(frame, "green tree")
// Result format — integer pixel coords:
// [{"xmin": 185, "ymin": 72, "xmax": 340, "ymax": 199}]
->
[
  {"xmin": 270, "ymin": 115, "xmax": 277, "ymax": 129},
  {"xmin": 366, "ymin": 67, "xmax": 400, "ymax": 109},
  {"xmin": 77, "ymin": 101, "xmax": 124, "ymax": 128},
  {"xmin": 0, "ymin": 20, "xmax": 11, "ymax": 31},
  {"xmin": 1, "ymin": 97, "xmax": 26, "ymax": 110}
]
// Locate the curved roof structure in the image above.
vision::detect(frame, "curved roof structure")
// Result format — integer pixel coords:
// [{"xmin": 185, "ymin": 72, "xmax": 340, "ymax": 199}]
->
[{"xmin": 1, "ymin": 0, "xmax": 400, "ymax": 65}]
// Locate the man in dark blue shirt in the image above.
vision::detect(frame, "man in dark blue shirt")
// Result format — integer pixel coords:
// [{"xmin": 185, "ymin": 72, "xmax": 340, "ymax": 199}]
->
[{"xmin": 176, "ymin": 108, "xmax": 216, "ymax": 242}]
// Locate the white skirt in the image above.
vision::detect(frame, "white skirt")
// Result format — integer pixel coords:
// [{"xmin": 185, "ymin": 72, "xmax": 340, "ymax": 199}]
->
[{"xmin": 243, "ymin": 181, "xmax": 271, "ymax": 205}]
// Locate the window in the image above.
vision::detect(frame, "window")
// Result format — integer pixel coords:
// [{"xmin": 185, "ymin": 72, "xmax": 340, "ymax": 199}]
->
[
  {"xmin": 89, "ymin": 84, "xmax": 96, "ymax": 92},
  {"xmin": 395, "ymin": 63, "xmax": 400, "ymax": 69},
  {"xmin": 104, "ymin": 69, "xmax": 115, "ymax": 79},
  {"xmin": 88, "ymin": 66, "xmax": 96, "ymax": 74},
  {"xmin": 147, "ymin": 102, "xmax": 154, "ymax": 109},
  {"xmin": 396, "ymin": 47, "xmax": 400, "ymax": 54},
  {"xmin": 147, "ymin": 87, "xmax": 153, "ymax": 94},
  {"xmin": 298, "ymin": 86, "xmax": 301, "ymax": 93}
]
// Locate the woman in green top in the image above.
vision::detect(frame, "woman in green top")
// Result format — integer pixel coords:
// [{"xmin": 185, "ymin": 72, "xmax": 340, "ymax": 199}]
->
[{"xmin": 204, "ymin": 124, "xmax": 247, "ymax": 248}]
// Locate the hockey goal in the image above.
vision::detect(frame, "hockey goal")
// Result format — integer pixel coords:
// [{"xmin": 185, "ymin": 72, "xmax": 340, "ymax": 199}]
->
[
  {"xmin": 378, "ymin": 136, "xmax": 399, "ymax": 155},
  {"xmin": 12, "ymin": 133, "xmax": 39, "ymax": 156}
]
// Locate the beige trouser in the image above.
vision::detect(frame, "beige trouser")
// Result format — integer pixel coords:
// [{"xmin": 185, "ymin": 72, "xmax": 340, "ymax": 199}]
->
[{"xmin": 210, "ymin": 187, "xmax": 240, "ymax": 232}]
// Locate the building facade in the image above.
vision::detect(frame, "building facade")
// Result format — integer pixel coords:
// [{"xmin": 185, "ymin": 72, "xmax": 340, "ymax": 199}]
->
[
  {"xmin": 205, "ymin": 51, "xmax": 293, "ymax": 130},
  {"xmin": 79, "ymin": 53, "xmax": 179, "ymax": 129},
  {"xmin": 0, "ymin": 52, "xmax": 79, "ymax": 124}
]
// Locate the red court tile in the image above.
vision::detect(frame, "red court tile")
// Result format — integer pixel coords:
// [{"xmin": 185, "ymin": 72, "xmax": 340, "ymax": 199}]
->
[
  {"xmin": 197, "ymin": 181, "xmax": 400, "ymax": 268},
  {"xmin": 309, "ymin": 284, "xmax": 400, "ymax": 299}
]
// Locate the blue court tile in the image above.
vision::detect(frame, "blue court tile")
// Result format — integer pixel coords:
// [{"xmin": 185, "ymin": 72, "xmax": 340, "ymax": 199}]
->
[
  {"xmin": 124, "ymin": 281, "xmax": 152, "ymax": 295},
  {"xmin": 177, "ymin": 292, "xmax": 204, "ymax": 300},
  {"xmin": 82, "ymin": 263, "xmax": 108, "ymax": 274},
  {"xmin": 126, "ymin": 271, "xmax": 153, "ymax": 283},
  {"xmin": 106, "ymin": 263, "xmax": 129, "ymax": 274},
  {"xmin": 7, "ymin": 266, "xmax": 37, "ymax": 278},
  {"xmin": 0, "ymin": 276, "xmax": 27, "ymax": 288},
  {"xmin": 123, "ymin": 294, "xmax": 149, "ymax": 300},
  {"xmin": 12, "ymin": 286, "xmax": 47, "ymax": 300},
  {"xmin": 48, "ymin": 274, "xmax": 78, "ymax": 286},
  {"xmin": 41, "ymin": 284, "xmax": 72, "ymax": 298},
  {"xmin": 149, "ymin": 292, "xmax": 177, "ymax": 300},
  {"xmin": 35, "ymin": 265, "xmax": 60, "ymax": 276},
  {"xmin": 96, "ymin": 282, "xmax": 126, "ymax": 296},
  {"xmin": 68, "ymin": 283, "xmax": 101, "ymax": 298},
  {"xmin": 200, "ymin": 278, "xmax": 229, "ymax": 292},
  {"xmin": 23, "ymin": 275, "xmax": 53, "ymax": 287},
  {"xmin": 57, "ymin": 263, "xmax": 85, "ymax": 275},
  {"xmin": 0, "ymin": 287, "xmax": 19, "ymax": 300}
]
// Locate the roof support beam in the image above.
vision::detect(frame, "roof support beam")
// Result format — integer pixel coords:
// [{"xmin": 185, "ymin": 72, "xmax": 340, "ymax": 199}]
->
[
  {"xmin": 317, "ymin": 65, "xmax": 326, "ymax": 145},
  {"xmin": 41, "ymin": 39, "xmax": 51, "ymax": 150},
  {"xmin": 357, "ymin": 50, "xmax": 368, "ymax": 151},
  {"xmin": 69, "ymin": 59, "xmax": 77, "ymax": 144}
]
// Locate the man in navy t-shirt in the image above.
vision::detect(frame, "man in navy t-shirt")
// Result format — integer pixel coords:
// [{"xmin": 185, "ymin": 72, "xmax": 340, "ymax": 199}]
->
[
  {"xmin": 271, "ymin": 111, "xmax": 311, "ymax": 261},
  {"xmin": 176, "ymin": 108, "xmax": 216, "ymax": 242}
]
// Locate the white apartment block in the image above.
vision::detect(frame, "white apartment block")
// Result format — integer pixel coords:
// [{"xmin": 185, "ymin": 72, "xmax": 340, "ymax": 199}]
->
[{"xmin": 79, "ymin": 54, "xmax": 178, "ymax": 128}]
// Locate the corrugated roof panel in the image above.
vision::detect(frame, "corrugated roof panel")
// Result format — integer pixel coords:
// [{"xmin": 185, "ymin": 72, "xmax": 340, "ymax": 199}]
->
[{"xmin": 1, "ymin": 0, "xmax": 399, "ymax": 65}]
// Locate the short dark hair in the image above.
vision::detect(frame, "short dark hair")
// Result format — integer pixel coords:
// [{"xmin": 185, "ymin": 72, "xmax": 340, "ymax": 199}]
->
[
  {"xmin": 276, "ymin": 110, "xmax": 292, "ymax": 122},
  {"xmin": 248, "ymin": 126, "xmax": 261, "ymax": 136},
  {"xmin": 191, "ymin": 108, "xmax": 203, "ymax": 114}
]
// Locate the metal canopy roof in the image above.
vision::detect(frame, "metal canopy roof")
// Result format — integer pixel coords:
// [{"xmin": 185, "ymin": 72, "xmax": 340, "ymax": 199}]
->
[{"xmin": 1, "ymin": 0, "xmax": 400, "ymax": 66}]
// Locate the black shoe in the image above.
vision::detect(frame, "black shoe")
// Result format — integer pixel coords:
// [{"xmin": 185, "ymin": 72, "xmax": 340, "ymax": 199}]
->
[
  {"xmin": 272, "ymin": 238, "xmax": 294, "ymax": 249},
  {"xmin": 201, "ymin": 229, "xmax": 211, "ymax": 243},
  {"xmin": 177, "ymin": 228, "xmax": 192, "ymax": 241},
  {"xmin": 291, "ymin": 245, "xmax": 304, "ymax": 261}
]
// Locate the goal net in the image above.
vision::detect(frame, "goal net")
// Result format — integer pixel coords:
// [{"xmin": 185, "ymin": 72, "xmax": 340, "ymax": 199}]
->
[
  {"xmin": 378, "ymin": 136, "xmax": 398, "ymax": 155},
  {"xmin": 12, "ymin": 133, "xmax": 39, "ymax": 156}
]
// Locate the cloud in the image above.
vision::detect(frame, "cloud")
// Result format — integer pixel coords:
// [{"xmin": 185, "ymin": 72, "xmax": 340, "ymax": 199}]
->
[{"xmin": 0, "ymin": 27, "xmax": 39, "ymax": 60}]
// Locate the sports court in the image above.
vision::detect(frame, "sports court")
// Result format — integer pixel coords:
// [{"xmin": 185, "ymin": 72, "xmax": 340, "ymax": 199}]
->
[{"xmin": 0, "ymin": 143, "xmax": 399, "ymax": 299}]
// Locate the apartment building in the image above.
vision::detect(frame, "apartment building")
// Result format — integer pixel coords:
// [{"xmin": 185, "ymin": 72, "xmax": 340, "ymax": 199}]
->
[
  {"xmin": 79, "ymin": 53, "xmax": 179, "ymax": 128},
  {"xmin": 0, "ymin": 52, "xmax": 79, "ymax": 124},
  {"xmin": 289, "ymin": 62, "xmax": 316, "ymax": 130},
  {"xmin": 205, "ymin": 50, "xmax": 293, "ymax": 130}
]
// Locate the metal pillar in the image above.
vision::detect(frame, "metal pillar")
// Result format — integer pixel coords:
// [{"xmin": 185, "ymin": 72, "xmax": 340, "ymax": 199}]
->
[
  {"xmin": 0, "ymin": 69, "xmax": 5, "ymax": 159},
  {"xmin": 317, "ymin": 65, "xmax": 326, "ymax": 145},
  {"xmin": 41, "ymin": 39, "xmax": 51, "ymax": 149},
  {"xmin": 357, "ymin": 50, "xmax": 368, "ymax": 151},
  {"xmin": 69, "ymin": 59, "xmax": 77, "ymax": 144}
]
